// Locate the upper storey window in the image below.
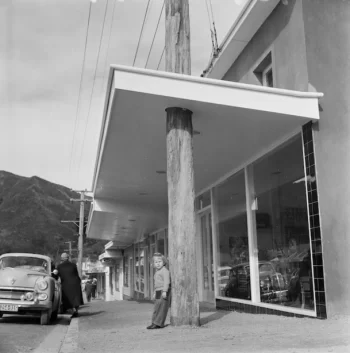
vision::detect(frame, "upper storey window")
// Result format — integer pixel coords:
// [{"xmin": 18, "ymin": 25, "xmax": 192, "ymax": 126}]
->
[{"xmin": 254, "ymin": 52, "xmax": 274, "ymax": 88}]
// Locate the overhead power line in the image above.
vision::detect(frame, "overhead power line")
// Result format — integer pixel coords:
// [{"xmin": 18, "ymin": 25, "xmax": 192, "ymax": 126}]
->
[
  {"xmin": 157, "ymin": 46, "xmax": 165, "ymax": 71},
  {"xmin": 76, "ymin": 0, "xmax": 109, "ymax": 185},
  {"xmin": 68, "ymin": 2, "xmax": 93, "ymax": 186},
  {"xmin": 145, "ymin": 0, "xmax": 165, "ymax": 69},
  {"xmin": 101, "ymin": 0, "xmax": 117, "ymax": 93},
  {"xmin": 132, "ymin": 0, "xmax": 151, "ymax": 67}
]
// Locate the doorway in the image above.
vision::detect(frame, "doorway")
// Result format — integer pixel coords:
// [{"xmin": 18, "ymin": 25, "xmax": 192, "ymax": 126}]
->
[{"xmin": 200, "ymin": 211, "xmax": 215, "ymax": 303}]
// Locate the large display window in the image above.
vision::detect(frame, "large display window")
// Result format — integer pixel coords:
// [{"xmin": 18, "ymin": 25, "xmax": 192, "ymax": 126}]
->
[
  {"xmin": 252, "ymin": 135, "xmax": 314, "ymax": 310},
  {"xmin": 214, "ymin": 170, "xmax": 250, "ymax": 300},
  {"xmin": 213, "ymin": 134, "xmax": 314, "ymax": 312},
  {"xmin": 134, "ymin": 243, "xmax": 145, "ymax": 293}
]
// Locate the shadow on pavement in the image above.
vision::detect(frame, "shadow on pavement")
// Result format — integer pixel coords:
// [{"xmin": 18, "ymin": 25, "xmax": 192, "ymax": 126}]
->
[
  {"xmin": 0, "ymin": 315, "xmax": 40, "ymax": 325},
  {"xmin": 200, "ymin": 310, "xmax": 231, "ymax": 325},
  {"xmin": 1, "ymin": 314, "xmax": 71, "ymax": 326},
  {"xmin": 127, "ymin": 299, "xmax": 154, "ymax": 305},
  {"xmin": 77, "ymin": 310, "xmax": 105, "ymax": 317}
]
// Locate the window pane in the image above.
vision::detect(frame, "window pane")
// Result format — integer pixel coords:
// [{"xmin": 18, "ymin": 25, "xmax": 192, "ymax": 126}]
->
[
  {"xmin": 201, "ymin": 216, "xmax": 209, "ymax": 290},
  {"xmin": 157, "ymin": 231, "xmax": 165, "ymax": 255},
  {"xmin": 253, "ymin": 135, "xmax": 314, "ymax": 310},
  {"xmin": 214, "ymin": 171, "xmax": 250, "ymax": 300}
]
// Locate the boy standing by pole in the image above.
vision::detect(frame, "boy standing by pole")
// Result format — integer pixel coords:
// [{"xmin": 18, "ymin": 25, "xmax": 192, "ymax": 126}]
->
[{"xmin": 147, "ymin": 253, "xmax": 171, "ymax": 329}]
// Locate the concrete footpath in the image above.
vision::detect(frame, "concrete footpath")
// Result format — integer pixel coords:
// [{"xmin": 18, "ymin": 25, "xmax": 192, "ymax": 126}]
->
[{"xmin": 61, "ymin": 300, "xmax": 350, "ymax": 353}]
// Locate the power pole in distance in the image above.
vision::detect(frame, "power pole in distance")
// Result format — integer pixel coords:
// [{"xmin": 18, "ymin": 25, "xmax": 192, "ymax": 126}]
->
[
  {"xmin": 70, "ymin": 190, "xmax": 90, "ymax": 277},
  {"xmin": 64, "ymin": 241, "xmax": 77, "ymax": 258},
  {"xmin": 165, "ymin": 0, "xmax": 199, "ymax": 326}
]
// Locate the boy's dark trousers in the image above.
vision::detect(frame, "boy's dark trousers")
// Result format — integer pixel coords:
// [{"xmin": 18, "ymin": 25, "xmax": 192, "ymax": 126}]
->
[{"xmin": 152, "ymin": 290, "xmax": 171, "ymax": 327}]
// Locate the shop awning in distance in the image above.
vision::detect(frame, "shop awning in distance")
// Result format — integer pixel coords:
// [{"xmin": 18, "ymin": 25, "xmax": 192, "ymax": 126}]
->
[{"xmin": 87, "ymin": 65, "xmax": 323, "ymax": 244}]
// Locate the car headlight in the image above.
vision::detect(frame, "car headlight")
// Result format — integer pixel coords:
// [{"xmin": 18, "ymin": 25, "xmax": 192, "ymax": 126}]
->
[
  {"xmin": 36, "ymin": 280, "xmax": 48, "ymax": 290},
  {"xmin": 38, "ymin": 293, "xmax": 48, "ymax": 301},
  {"xmin": 25, "ymin": 292, "xmax": 34, "ymax": 301}
]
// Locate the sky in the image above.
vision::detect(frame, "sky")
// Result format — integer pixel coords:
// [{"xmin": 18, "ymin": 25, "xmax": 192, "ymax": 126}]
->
[{"xmin": 0, "ymin": 0, "xmax": 248, "ymax": 190}]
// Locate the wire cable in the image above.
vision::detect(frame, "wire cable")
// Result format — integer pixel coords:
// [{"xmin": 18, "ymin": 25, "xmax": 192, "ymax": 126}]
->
[
  {"xmin": 68, "ymin": 2, "xmax": 93, "ymax": 186},
  {"xmin": 157, "ymin": 46, "xmax": 165, "ymax": 70},
  {"xmin": 132, "ymin": 0, "xmax": 151, "ymax": 67},
  {"xmin": 101, "ymin": 0, "xmax": 117, "ymax": 93},
  {"xmin": 145, "ymin": 0, "xmax": 164, "ymax": 69},
  {"xmin": 76, "ymin": 0, "xmax": 109, "ymax": 185}
]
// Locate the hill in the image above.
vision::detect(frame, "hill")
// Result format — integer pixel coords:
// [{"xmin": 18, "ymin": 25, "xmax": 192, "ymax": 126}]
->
[{"xmin": 0, "ymin": 171, "xmax": 106, "ymax": 263}]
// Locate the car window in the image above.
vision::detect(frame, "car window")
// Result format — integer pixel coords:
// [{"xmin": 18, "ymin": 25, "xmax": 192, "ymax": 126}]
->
[
  {"xmin": 259, "ymin": 264, "xmax": 272, "ymax": 272},
  {"xmin": 0, "ymin": 256, "xmax": 49, "ymax": 273}
]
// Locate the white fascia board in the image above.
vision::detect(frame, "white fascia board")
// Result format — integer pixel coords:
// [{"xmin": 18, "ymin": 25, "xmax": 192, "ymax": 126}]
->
[
  {"xmin": 91, "ymin": 68, "xmax": 116, "ymax": 195},
  {"xmin": 111, "ymin": 65, "xmax": 322, "ymax": 119},
  {"xmin": 204, "ymin": 0, "xmax": 280, "ymax": 79}
]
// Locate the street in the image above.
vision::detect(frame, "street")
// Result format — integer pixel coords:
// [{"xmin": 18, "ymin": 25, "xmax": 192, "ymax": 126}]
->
[{"xmin": 0, "ymin": 314, "xmax": 70, "ymax": 353}]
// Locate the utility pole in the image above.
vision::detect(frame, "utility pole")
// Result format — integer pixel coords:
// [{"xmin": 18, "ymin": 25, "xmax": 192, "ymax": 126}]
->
[
  {"xmin": 165, "ymin": 0, "xmax": 199, "ymax": 326},
  {"xmin": 70, "ymin": 190, "xmax": 89, "ymax": 277},
  {"xmin": 64, "ymin": 241, "xmax": 77, "ymax": 258},
  {"xmin": 61, "ymin": 190, "xmax": 90, "ymax": 277}
]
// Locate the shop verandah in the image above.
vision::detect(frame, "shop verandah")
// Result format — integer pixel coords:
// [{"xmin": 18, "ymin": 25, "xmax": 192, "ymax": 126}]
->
[{"xmin": 86, "ymin": 66, "xmax": 322, "ymax": 318}]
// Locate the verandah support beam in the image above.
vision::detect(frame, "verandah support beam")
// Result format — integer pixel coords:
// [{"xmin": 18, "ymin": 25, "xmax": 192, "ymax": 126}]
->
[{"xmin": 165, "ymin": 0, "xmax": 200, "ymax": 327}]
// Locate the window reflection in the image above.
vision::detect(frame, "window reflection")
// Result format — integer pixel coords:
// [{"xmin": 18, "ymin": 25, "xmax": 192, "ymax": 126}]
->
[
  {"xmin": 253, "ymin": 135, "xmax": 314, "ymax": 310},
  {"xmin": 214, "ymin": 171, "xmax": 251, "ymax": 300}
]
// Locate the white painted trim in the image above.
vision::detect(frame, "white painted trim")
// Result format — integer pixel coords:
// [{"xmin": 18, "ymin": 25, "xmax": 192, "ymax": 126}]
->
[
  {"xmin": 216, "ymin": 296, "xmax": 317, "ymax": 317},
  {"xmin": 204, "ymin": 0, "xmax": 281, "ymax": 79},
  {"xmin": 111, "ymin": 64, "xmax": 323, "ymax": 99},
  {"xmin": 196, "ymin": 127, "xmax": 302, "ymax": 197},
  {"xmin": 196, "ymin": 204, "xmax": 212, "ymax": 214},
  {"xmin": 245, "ymin": 166, "xmax": 260, "ymax": 303},
  {"xmin": 211, "ymin": 188, "xmax": 220, "ymax": 298},
  {"xmin": 262, "ymin": 63, "xmax": 273, "ymax": 87},
  {"xmin": 91, "ymin": 70, "xmax": 116, "ymax": 193},
  {"xmin": 149, "ymin": 226, "xmax": 168, "ymax": 237}
]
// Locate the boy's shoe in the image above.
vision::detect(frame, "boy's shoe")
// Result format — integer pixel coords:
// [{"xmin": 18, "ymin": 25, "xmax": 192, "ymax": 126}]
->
[{"xmin": 147, "ymin": 324, "xmax": 161, "ymax": 329}]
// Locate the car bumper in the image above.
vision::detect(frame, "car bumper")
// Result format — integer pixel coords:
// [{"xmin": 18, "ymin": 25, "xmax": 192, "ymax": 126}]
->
[{"xmin": 0, "ymin": 299, "xmax": 52, "ymax": 312}]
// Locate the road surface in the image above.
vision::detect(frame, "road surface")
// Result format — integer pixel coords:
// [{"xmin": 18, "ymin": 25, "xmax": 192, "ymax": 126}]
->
[{"xmin": 0, "ymin": 313, "xmax": 71, "ymax": 353}]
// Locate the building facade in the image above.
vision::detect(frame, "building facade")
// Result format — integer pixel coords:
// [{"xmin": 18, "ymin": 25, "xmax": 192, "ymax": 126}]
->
[{"xmin": 87, "ymin": 0, "xmax": 350, "ymax": 319}]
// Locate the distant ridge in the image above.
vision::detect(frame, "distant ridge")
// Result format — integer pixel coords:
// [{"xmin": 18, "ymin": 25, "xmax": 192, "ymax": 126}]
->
[{"xmin": 0, "ymin": 170, "xmax": 106, "ymax": 263}]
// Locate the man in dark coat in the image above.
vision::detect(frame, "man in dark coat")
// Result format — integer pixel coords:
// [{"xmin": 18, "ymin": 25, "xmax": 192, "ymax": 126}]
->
[{"xmin": 57, "ymin": 253, "xmax": 84, "ymax": 316}]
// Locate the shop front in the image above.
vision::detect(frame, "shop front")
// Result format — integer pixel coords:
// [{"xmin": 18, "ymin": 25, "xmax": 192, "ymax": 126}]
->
[
  {"xmin": 195, "ymin": 129, "xmax": 318, "ymax": 316},
  {"xmin": 86, "ymin": 65, "xmax": 321, "ymax": 317}
]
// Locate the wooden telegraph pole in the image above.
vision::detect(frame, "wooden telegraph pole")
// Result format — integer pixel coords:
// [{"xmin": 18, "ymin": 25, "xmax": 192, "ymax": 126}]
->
[{"xmin": 165, "ymin": 0, "xmax": 200, "ymax": 326}]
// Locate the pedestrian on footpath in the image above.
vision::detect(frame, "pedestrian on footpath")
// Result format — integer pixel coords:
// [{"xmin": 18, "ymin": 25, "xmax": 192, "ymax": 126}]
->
[
  {"xmin": 84, "ymin": 279, "xmax": 93, "ymax": 302},
  {"xmin": 147, "ymin": 253, "xmax": 171, "ymax": 330},
  {"xmin": 91, "ymin": 278, "xmax": 97, "ymax": 299},
  {"xmin": 57, "ymin": 253, "xmax": 84, "ymax": 317}
]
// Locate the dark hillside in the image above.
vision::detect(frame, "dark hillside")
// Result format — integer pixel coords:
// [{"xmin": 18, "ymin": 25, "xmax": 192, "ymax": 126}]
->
[{"xmin": 0, "ymin": 171, "xmax": 106, "ymax": 263}]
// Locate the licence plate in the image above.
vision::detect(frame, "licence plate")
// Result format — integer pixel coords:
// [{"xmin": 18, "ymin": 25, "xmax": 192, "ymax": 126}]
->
[{"xmin": 0, "ymin": 304, "xmax": 19, "ymax": 312}]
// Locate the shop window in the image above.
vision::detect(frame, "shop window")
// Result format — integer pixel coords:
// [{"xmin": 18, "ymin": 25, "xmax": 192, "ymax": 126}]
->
[
  {"xmin": 140, "ymin": 249, "xmax": 145, "ymax": 293},
  {"xmin": 123, "ymin": 256, "xmax": 129, "ymax": 287},
  {"xmin": 115, "ymin": 265, "xmax": 120, "ymax": 291},
  {"xmin": 109, "ymin": 267, "xmax": 113, "ymax": 295},
  {"xmin": 252, "ymin": 135, "xmax": 314, "ymax": 310},
  {"xmin": 214, "ymin": 170, "xmax": 250, "ymax": 300},
  {"xmin": 157, "ymin": 232, "xmax": 165, "ymax": 256}
]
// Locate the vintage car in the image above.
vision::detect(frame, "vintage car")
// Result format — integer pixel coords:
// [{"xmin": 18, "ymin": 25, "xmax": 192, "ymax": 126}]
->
[
  {"xmin": 222, "ymin": 261, "xmax": 287, "ymax": 303},
  {"xmin": 0, "ymin": 253, "xmax": 61, "ymax": 325}
]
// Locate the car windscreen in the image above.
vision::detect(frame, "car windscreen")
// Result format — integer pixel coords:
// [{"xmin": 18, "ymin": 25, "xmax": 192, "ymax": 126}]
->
[{"xmin": 0, "ymin": 256, "xmax": 49, "ymax": 274}]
